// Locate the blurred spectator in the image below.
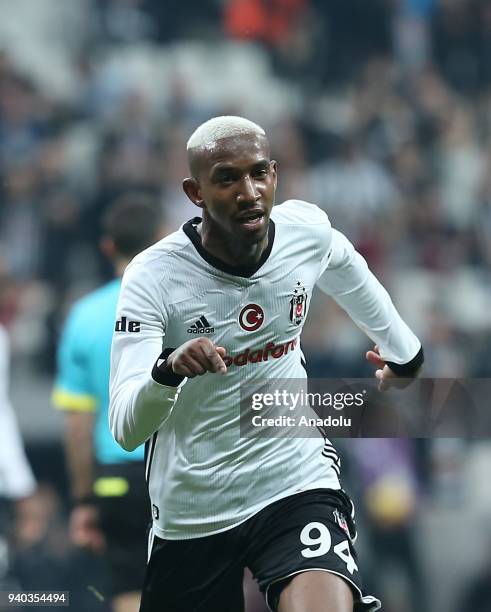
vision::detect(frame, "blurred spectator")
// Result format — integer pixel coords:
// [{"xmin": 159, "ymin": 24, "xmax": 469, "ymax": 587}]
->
[
  {"xmin": 348, "ymin": 439, "xmax": 429, "ymax": 612},
  {"xmin": 432, "ymin": 0, "xmax": 482, "ymax": 94},
  {"xmin": 93, "ymin": 0, "xmax": 158, "ymax": 45},
  {"xmin": 0, "ymin": 284, "xmax": 36, "ymax": 590},
  {"xmin": 308, "ymin": 135, "xmax": 400, "ymax": 270},
  {"xmin": 11, "ymin": 486, "xmax": 68, "ymax": 590},
  {"xmin": 0, "ymin": 162, "xmax": 44, "ymax": 281},
  {"xmin": 0, "ymin": 323, "xmax": 36, "ymax": 501},
  {"xmin": 224, "ymin": 0, "xmax": 309, "ymax": 47},
  {"xmin": 457, "ymin": 549, "xmax": 491, "ymax": 612},
  {"xmin": 11, "ymin": 484, "xmax": 111, "ymax": 612},
  {"xmin": 393, "ymin": 0, "xmax": 435, "ymax": 72}
]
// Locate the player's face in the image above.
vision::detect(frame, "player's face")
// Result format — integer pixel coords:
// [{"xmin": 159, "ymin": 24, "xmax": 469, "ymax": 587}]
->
[{"xmin": 185, "ymin": 134, "xmax": 277, "ymax": 246}]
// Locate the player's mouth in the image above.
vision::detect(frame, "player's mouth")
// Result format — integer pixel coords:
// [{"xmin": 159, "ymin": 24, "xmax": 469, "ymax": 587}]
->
[{"xmin": 235, "ymin": 209, "xmax": 266, "ymax": 231}]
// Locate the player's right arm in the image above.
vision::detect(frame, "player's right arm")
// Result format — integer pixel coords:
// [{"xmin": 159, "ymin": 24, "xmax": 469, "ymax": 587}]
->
[{"xmin": 109, "ymin": 259, "xmax": 226, "ymax": 451}]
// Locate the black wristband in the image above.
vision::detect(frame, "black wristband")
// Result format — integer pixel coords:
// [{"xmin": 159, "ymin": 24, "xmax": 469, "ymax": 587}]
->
[
  {"xmin": 151, "ymin": 348, "xmax": 185, "ymax": 387},
  {"xmin": 386, "ymin": 346, "xmax": 424, "ymax": 377}
]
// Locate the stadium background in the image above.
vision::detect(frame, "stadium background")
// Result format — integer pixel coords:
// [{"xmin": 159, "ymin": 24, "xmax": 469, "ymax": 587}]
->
[{"xmin": 1, "ymin": 0, "xmax": 491, "ymax": 610}]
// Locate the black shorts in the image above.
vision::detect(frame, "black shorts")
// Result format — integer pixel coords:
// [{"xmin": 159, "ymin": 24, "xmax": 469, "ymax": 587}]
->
[
  {"xmin": 140, "ymin": 489, "xmax": 381, "ymax": 612},
  {"xmin": 96, "ymin": 461, "xmax": 150, "ymax": 597}
]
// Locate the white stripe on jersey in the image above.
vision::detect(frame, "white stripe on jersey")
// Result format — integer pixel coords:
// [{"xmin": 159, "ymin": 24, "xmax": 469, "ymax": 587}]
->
[{"xmin": 109, "ymin": 200, "xmax": 421, "ymax": 539}]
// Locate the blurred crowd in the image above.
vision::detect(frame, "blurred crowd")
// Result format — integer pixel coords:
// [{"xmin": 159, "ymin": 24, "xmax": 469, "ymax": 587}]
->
[
  {"xmin": 1, "ymin": 0, "xmax": 491, "ymax": 377},
  {"xmin": 2, "ymin": 1, "xmax": 491, "ymax": 611}
]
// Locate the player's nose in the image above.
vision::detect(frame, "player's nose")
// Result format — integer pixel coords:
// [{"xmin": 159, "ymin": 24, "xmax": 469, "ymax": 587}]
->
[{"xmin": 237, "ymin": 175, "xmax": 260, "ymax": 205}]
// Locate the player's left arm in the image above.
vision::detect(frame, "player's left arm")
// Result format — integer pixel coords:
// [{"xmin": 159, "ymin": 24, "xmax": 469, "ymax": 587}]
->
[{"xmin": 316, "ymin": 227, "xmax": 423, "ymax": 390}]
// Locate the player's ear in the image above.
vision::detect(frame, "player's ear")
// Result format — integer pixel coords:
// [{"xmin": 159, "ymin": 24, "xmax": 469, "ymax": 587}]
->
[
  {"xmin": 183, "ymin": 178, "xmax": 204, "ymax": 209},
  {"xmin": 270, "ymin": 160, "xmax": 278, "ymax": 190}
]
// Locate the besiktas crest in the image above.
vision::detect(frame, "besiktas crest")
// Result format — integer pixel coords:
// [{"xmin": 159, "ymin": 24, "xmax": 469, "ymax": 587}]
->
[{"xmin": 289, "ymin": 281, "xmax": 308, "ymax": 325}]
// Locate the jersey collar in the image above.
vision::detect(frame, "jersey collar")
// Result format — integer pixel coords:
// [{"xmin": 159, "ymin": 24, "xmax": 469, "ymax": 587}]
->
[{"xmin": 182, "ymin": 217, "xmax": 275, "ymax": 278}]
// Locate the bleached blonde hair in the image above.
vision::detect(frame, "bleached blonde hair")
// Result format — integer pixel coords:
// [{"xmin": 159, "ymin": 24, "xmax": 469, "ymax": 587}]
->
[{"xmin": 186, "ymin": 116, "xmax": 266, "ymax": 150}]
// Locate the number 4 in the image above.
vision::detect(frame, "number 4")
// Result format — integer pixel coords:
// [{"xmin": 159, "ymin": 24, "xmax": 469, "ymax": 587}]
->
[{"xmin": 333, "ymin": 540, "xmax": 358, "ymax": 574}]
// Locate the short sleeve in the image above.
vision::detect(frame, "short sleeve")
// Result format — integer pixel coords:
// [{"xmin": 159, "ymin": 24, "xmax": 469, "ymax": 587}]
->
[{"xmin": 52, "ymin": 306, "xmax": 96, "ymax": 412}]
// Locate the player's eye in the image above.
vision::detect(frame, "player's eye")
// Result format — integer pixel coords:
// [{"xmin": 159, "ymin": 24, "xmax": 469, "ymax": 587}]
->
[
  {"xmin": 252, "ymin": 167, "xmax": 269, "ymax": 179},
  {"xmin": 217, "ymin": 174, "xmax": 236, "ymax": 185}
]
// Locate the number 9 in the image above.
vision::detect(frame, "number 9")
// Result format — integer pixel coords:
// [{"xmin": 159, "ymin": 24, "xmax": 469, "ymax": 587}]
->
[{"xmin": 300, "ymin": 521, "xmax": 332, "ymax": 558}]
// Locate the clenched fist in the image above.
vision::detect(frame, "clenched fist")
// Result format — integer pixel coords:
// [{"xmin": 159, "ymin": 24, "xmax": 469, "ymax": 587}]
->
[{"xmin": 166, "ymin": 337, "xmax": 227, "ymax": 378}]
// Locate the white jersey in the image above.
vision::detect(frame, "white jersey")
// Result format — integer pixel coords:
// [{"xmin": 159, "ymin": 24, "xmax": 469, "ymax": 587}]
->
[
  {"xmin": 0, "ymin": 326, "xmax": 36, "ymax": 499},
  {"xmin": 109, "ymin": 200, "xmax": 421, "ymax": 540}
]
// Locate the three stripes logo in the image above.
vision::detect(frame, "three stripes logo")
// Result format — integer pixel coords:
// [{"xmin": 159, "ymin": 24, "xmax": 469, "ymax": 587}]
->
[{"xmin": 187, "ymin": 315, "xmax": 214, "ymax": 334}]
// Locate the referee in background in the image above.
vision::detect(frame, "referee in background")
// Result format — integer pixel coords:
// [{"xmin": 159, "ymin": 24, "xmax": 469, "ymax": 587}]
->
[{"xmin": 52, "ymin": 195, "xmax": 164, "ymax": 612}]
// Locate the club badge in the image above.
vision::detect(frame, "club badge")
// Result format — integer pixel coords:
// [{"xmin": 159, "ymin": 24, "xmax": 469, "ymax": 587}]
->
[
  {"xmin": 289, "ymin": 281, "xmax": 308, "ymax": 325},
  {"xmin": 333, "ymin": 508, "xmax": 351, "ymax": 539}
]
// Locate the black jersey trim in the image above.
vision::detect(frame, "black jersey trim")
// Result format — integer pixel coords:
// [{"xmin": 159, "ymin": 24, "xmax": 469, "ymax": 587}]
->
[
  {"xmin": 323, "ymin": 450, "xmax": 340, "ymax": 464},
  {"xmin": 182, "ymin": 217, "xmax": 275, "ymax": 278},
  {"xmin": 386, "ymin": 346, "xmax": 424, "ymax": 377},
  {"xmin": 145, "ymin": 432, "xmax": 157, "ymax": 483},
  {"xmin": 329, "ymin": 462, "xmax": 341, "ymax": 476},
  {"xmin": 322, "ymin": 448, "xmax": 340, "ymax": 461}
]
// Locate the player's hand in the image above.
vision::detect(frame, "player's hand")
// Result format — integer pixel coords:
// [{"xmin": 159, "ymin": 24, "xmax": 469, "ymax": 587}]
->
[
  {"xmin": 366, "ymin": 345, "xmax": 418, "ymax": 392},
  {"xmin": 166, "ymin": 338, "xmax": 227, "ymax": 378},
  {"xmin": 69, "ymin": 504, "xmax": 106, "ymax": 553}
]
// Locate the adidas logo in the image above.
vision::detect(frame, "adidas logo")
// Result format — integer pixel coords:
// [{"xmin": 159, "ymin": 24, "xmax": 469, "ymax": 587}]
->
[{"xmin": 187, "ymin": 315, "xmax": 214, "ymax": 334}]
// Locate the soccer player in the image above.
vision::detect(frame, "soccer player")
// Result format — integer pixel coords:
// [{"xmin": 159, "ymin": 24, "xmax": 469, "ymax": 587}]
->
[
  {"xmin": 52, "ymin": 195, "xmax": 163, "ymax": 612},
  {"xmin": 109, "ymin": 117, "xmax": 424, "ymax": 612}
]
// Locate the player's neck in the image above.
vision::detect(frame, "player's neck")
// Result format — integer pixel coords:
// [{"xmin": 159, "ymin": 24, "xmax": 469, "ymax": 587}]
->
[{"xmin": 197, "ymin": 222, "xmax": 268, "ymax": 267}]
